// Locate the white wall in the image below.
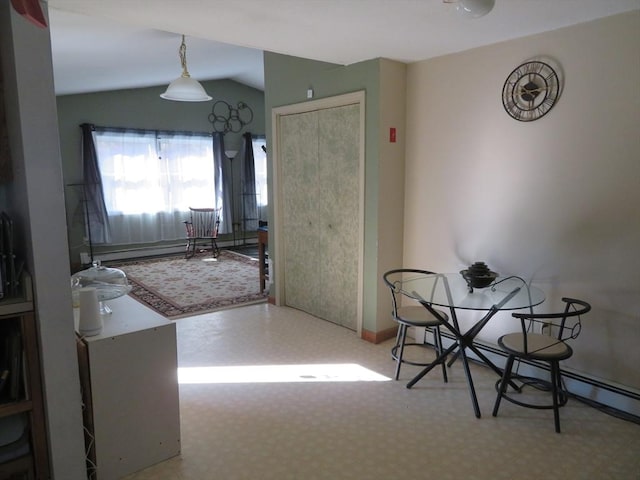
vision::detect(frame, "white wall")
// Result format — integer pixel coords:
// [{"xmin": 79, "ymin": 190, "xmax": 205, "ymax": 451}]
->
[
  {"xmin": 404, "ymin": 12, "xmax": 639, "ymax": 395},
  {"xmin": 0, "ymin": 3, "xmax": 86, "ymax": 477}
]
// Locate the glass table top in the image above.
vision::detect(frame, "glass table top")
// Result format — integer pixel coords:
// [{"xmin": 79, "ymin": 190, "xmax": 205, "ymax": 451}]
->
[{"xmin": 392, "ymin": 272, "xmax": 545, "ymax": 311}]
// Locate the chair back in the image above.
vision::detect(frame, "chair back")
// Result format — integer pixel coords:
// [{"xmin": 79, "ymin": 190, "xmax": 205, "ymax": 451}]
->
[
  {"xmin": 511, "ymin": 297, "xmax": 591, "ymax": 354},
  {"xmin": 187, "ymin": 207, "xmax": 220, "ymax": 239},
  {"xmin": 383, "ymin": 269, "xmax": 437, "ymax": 318}
]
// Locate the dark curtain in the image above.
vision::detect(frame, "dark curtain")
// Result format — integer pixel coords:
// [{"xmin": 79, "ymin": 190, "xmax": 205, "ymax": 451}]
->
[
  {"xmin": 80, "ymin": 123, "xmax": 111, "ymax": 245},
  {"xmin": 239, "ymin": 132, "xmax": 258, "ymax": 233},
  {"xmin": 213, "ymin": 132, "xmax": 232, "ymax": 234}
]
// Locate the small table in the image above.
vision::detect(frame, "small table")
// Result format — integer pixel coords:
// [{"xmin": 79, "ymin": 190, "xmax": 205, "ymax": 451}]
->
[
  {"xmin": 258, "ymin": 226, "xmax": 268, "ymax": 293},
  {"xmin": 395, "ymin": 272, "xmax": 545, "ymax": 418}
]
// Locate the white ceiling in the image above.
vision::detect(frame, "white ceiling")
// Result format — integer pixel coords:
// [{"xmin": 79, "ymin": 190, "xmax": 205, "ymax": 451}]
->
[{"xmin": 46, "ymin": 0, "xmax": 640, "ymax": 96}]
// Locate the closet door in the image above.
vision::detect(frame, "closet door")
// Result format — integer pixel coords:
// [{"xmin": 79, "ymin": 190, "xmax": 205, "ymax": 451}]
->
[
  {"xmin": 315, "ymin": 104, "xmax": 359, "ymax": 329},
  {"xmin": 280, "ymin": 104, "xmax": 360, "ymax": 330},
  {"xmin": 280, "ymin": 111, "xmax": 321, "ymax": 316}
]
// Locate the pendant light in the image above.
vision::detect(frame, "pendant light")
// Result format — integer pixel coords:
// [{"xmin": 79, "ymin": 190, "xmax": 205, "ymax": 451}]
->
[
  {"xmin": 160, "ymin": 35, "xmax": 212, "ymax": 102},
  {"xmin": 455, "ymin": 0, "xmax": 495, "ymax": 18},
  {"xmin": 444, "ymin": 0, "xmax": 495, "ymax": 18}
]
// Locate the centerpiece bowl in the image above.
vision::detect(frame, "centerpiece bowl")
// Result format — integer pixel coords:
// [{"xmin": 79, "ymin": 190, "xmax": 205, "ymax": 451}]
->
[{"xmin": 460, "ymin": 262, "xmax": 498, "ymax": 289}]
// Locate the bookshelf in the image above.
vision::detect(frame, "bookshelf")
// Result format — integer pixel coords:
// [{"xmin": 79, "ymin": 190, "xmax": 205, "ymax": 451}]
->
[{"xmin": 0, "ymin": 273, "xmax": 49, "ymax": 479}]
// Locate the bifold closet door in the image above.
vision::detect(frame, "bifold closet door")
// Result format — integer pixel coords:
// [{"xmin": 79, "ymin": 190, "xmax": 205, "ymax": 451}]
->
[
  {"xmin": 280, "ymin": 104, "xmax": 360, "ymax": 330},
  {"xmin": 280, "ymin": 111, "xmax": 321, "ymax": 317}
]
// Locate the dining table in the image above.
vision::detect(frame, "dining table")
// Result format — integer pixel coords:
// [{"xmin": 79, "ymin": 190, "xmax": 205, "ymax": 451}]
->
[{"xmin": 394, "ymin": 271, "xmax": 545, "ymax": 418}]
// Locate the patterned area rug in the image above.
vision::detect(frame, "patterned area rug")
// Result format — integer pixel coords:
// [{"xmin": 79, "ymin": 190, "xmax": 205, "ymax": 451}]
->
[{"xmin": 112, "ymin": 250, "xmax": 267, "ymax": 319}]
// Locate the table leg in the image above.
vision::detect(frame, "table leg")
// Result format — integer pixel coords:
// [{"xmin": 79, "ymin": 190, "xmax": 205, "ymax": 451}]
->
[
  {"xmin": 457, "ymin": 344, "xmax": 482, "ymax": 418},
  {"xmin": 405, "ymin": 341, "xmax": 459, "ymax": 389},
  {"xmin": 406, "ymin": 303, "xmax": 486, "ymax": 418}
]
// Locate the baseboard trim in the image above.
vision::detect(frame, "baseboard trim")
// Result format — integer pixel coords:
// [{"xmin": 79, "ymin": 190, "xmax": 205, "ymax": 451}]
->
[{"xmin": 361, "ymin": 326, "xmax": 397, "ymax": 344}]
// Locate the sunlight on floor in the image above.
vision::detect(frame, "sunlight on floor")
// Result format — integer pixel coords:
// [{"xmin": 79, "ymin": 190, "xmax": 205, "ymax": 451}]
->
[{"xmin": 178, "ymin": 363, "xmax": 391, "ymax": 384}]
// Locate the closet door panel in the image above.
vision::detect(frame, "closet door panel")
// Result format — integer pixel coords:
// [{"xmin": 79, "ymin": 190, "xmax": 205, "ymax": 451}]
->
[
  {"xmin": 317, "ymin": 104, "xmax": 360, "ymax": 329},
  {"xmin": 280, "ymin": 112, "xmax": 320, "ymax": 315}
]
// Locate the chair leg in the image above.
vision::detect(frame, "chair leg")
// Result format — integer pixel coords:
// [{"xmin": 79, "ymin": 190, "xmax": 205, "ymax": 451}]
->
[
  {"xmin": 447, "ymin": 348, "xmax": 461, "ymax": 367},
  {"xmin": 433, "ymin": 327, "xmax": 448, "ymax": 383},
  {"xmin": 393, "ymin": 324, "xmax": 408, "ymax": 380},
  {"xmin": 493, "ymin": 355, "xmax": 515, "ymax": 417},
  {"xmin": 550, "ymin": 361, "xmax": 562, "ymax": 433}
]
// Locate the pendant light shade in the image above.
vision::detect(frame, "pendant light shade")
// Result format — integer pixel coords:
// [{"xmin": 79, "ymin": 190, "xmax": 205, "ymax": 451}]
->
[
  {"xmin": 160, "ymin": 35, "xmax": 212, "ymax": 102},
  {"xmin": 456, "ymin": 0, "xmax": 495, "ymax": 18}
]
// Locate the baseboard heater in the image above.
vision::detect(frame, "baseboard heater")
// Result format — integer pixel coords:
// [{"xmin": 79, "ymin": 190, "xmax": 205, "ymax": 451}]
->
[
  {"xmin": 415, "ymin": 327, "xmax": 640, "ymax": 420},
  {"xmin": 90, "ymin": 239, "xmax": 257, "ymax": 264}
]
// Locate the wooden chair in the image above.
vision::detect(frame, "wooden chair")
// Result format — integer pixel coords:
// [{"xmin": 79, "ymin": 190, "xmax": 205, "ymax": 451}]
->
[{"xmin": 184, "ymin": 207, "xmax": 221, "ymax": 259}]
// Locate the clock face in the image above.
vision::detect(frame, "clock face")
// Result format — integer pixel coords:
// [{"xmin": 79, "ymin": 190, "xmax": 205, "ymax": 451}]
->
[{"xmin": 502, "ymin": 61, "xmax": 560, "ymax": 122}]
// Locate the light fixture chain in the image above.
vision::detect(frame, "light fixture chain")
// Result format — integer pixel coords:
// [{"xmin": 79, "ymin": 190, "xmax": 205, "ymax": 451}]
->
[{"xmin": 179, "ymin": 34, "xmax": 190, "ymax": 78}]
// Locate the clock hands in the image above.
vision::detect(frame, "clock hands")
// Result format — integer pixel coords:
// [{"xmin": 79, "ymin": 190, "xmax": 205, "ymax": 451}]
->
[{"xmin": 517, "ymin": 84, "xmax": 548, "ymax": 96}]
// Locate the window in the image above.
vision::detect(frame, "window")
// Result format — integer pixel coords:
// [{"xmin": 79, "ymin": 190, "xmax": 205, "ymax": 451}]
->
[{"xmin": 94, "ymin": 128, "xmax": 219, "ymax": 245}]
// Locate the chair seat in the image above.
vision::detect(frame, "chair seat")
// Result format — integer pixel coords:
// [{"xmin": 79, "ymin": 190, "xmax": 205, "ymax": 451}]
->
[
  {"xmin": 396, "ymin": 305, "xmax": 447, "ymax": 326},
  {"xmin": 499, "ymin": 332, "xmax": 573, "ymax": 360}
]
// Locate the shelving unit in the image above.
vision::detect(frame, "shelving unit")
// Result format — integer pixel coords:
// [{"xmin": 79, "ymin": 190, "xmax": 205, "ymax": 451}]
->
[{"xmin": 0, "ymin": 273, "xmax": 50, "ymax": 479}]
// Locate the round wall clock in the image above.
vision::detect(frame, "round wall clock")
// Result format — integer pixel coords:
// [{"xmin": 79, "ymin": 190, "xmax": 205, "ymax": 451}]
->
[{"xmin": 502, "ymin": 60, "xmax": 561, "ymax": 122}]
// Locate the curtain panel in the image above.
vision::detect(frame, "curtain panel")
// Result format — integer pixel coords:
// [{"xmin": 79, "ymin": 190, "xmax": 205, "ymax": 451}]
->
[
  {"xmin": 214, "ymin": 132, "xmax": 233, "ymax": 235},
  {"xmin": 80, "ymin": 123, "xmax": 112, "ymax": 244}
]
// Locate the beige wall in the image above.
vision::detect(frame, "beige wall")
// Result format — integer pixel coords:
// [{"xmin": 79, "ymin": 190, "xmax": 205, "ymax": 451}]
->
[
  {"xmin": 376, "ymin": 60, "xmax": 408, "ymax": 333},
  {"xmin": 404, "ymin": 11, "xmax": 640, "ymax": 395}
]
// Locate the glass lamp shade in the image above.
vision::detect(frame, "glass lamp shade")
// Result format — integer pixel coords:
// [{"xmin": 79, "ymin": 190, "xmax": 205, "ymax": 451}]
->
[
  {"xmin": 160, "ymin": 75, "xmax": 212, "ymax": 102},
  {"xmin": 457, "ymin": 0, "xmax": 495, "ymax": 18}
]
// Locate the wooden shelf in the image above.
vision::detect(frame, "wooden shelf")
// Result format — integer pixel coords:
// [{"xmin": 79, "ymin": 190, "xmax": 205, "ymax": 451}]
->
[
  {"xmin": 0, "ymin": 453, "xmax": 34, "ymax": 479},
  {"xmin": 0, "ymin": 272, "xmax": 49, "ymax": 479},
  {"xmin": 0, "ymin": 272, "xmax": 33, "ymax": 316},
  {"xmin": 0, "ymin": 400, "xmax": 33, "ymax": 418}
]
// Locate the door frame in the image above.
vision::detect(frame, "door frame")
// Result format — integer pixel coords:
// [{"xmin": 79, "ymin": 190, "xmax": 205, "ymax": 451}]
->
[{"xmin": 272, "ymin": 91, "xmax": 366, "ymax": 336}]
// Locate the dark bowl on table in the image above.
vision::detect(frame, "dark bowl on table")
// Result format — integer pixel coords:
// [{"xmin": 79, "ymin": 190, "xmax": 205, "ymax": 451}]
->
[{"xmin": 460, "ymin": 269, "xmax": 498, "ymax": 289}]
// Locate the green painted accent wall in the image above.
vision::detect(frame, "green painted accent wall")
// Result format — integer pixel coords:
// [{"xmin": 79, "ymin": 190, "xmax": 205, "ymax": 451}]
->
[
  {"xmin": 56, "ymin": 79, "xmax": 265, "ymax": 267},
  {"xmin": 263, "ymin": 52, "xmax": 385, "ymax": 333}
]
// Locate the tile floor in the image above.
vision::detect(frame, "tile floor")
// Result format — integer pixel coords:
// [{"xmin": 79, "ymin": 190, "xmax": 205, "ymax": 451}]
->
[{"xmin": 123, "ymin": 303, "xmax": 640, "ymax": 480}]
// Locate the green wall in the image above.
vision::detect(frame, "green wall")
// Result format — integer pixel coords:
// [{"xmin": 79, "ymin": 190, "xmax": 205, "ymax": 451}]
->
[
  {"xmin": 263, "ymin": 52, "xmax": 384, "ymax": 333},
  {"xmin": 56, "ymin": 79, "xmax": 265, "ymax": 268}
]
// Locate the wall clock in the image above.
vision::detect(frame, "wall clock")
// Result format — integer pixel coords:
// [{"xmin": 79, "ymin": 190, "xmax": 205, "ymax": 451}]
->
[{"xmin": 502, "ymin": 60, "xmax": 561, "ymax": 122}]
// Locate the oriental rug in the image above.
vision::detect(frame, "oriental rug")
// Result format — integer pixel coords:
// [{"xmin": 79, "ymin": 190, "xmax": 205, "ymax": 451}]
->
[{"xmin": 112, "ymin": 250, "xmax": 267, "ymax": 319}]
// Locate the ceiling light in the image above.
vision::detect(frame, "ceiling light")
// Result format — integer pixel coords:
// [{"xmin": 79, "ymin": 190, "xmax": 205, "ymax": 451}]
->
[
  {"xmin": 457, "ymin": 0, "xmax": 495, "ymax": 18},
  {"xmin": 160, "ymin": 35, "xmax": 212, "ymax": 102},
  {"xmin": 444, "ymin": 0, "xmax": 495, "ymax": 19}
]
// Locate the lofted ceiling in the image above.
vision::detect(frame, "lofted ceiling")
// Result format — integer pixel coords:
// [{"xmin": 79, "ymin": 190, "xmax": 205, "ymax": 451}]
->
[{"xmin": 46, "ymin": 0, "xmax": 640, "ymax": 96}]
